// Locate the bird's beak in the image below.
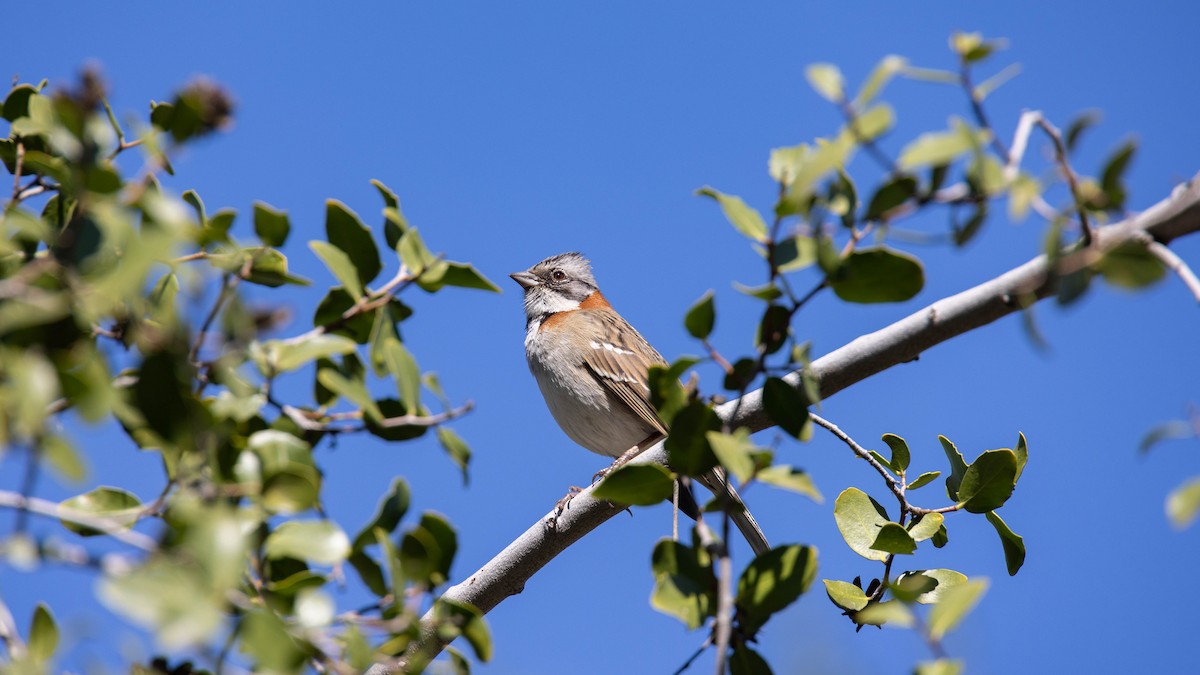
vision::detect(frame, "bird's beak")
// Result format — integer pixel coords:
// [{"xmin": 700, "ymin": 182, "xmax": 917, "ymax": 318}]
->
[{"xmin": 509, "ymin": 271, "xmax": 539, "ymax": 289}]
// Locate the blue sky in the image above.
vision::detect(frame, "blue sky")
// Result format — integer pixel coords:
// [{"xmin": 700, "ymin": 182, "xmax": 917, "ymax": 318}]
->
[{"xmin": 5, "ymin": 3, "xmax": 1200, "ymax": 673}]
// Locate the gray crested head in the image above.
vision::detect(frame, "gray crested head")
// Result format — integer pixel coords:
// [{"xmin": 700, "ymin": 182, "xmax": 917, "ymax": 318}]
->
[{"xmin": 509, "ymin": 252, "xmax": 599, "ymax": 322}]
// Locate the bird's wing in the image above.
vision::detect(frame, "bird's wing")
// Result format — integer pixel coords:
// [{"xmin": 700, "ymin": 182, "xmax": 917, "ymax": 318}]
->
[{"xmin": 573, "ymin": 307, "xmax": 669, "ymax": 436}]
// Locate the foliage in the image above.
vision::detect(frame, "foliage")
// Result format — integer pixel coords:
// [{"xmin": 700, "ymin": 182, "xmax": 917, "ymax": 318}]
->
[{"xmin": 0, "ymin": 29, "xmax": 1195, "ymax": 675}]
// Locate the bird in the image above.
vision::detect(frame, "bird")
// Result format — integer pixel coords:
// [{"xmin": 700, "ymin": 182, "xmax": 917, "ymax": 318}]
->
[{"xmin": 510, "ymin": 251, "xmax": 770, "ymax": 555}]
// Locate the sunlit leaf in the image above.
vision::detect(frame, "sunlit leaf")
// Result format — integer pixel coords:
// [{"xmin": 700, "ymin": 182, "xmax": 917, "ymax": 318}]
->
[{"xmin": 594, "ymin": 464, "xmax": 675, "ymax": 506}]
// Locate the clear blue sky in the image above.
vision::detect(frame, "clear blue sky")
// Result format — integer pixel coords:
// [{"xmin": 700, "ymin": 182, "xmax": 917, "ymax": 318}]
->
[{"xmin": 6, "ymin": 3, "xmax": 1200, "ymax": 673}]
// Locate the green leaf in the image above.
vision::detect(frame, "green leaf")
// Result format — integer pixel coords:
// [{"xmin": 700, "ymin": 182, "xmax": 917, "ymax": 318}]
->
[
  {"xmin": 28, "ymin": 603, "xmax": 58, "ymax": 664},
  {"xmin": 1065, "ymin": 111, "xmax": 1100, "ymax": 153},
  {"xmin": 1140, "ymin": 421, "xmax": 1193, "ymax": 454},
  {"xmin": 310, "ymin": 240, "xmax": 365, "ymax": 300},
  {"xmin": 833, "ymin": 487, "xmax": 891, "ymax": 562},
  {"xmin": 706, "ymin": 428, "xmax": 757, "ymax": 483},
  {"xmin": 907, "ymin": 512, "xmax": 944, "ymax": 542},
  {"xmin": 823, "ymin": 579, "xmax": 869, "ymax": 612},
  {"xmin": 685, "ymin": 290, "xmax": 716, "ymax": 339},
  {"xmin": 265, "ymin": 521, "xmax": 351, "ymax": 565},
  {"xmin": 829, "ymin": 247, "xmax": 924, "ymax": 303},
  {"xmin": 1094, "ymin": 241, "xmax": 1165, "ymax": 289},
  {"xmin": 865, "ymin": 175, "xmax": 918, "ymax": 221},
  {"xmin": 916, "ymin": 659, "xmax": 965, "ymax": 675},
  {"xmin": 239, "ymin": 609, "xmax": 310, "ymax": 672},
  {"xmin": 881, "ymin": 433, "xmax": 910, "ymax": 473},
  {"xmin": 898, "ymin": 118, "xmax": 983, "ymax": 170},
  {"xmin": 950, "ymin": 32, "xmax": 1006, "ymax": 63},
  {"xmin": 60, "ymin": 486, "xmax": 141, "ymax": 536},
  {"xmin": 1167, "ymin": 476, "xmax": 1200, "ymax": 529},
  {"xmin": 41, "ymin": 434, "xmax": 86, "ymax": 483},
  {"xmin": 730, "ymin": 645, "xmax": 773, "ymax": 675},
  {"xmin": 439, "ymin": 262, "xmax": 502, "ymax": 292},
  {"xmin": 400, "ymin": 513, "xmax": 458, "ymax": 588},
  {"xmin": 756, "ymin": 304, "xmax": 790, "ymax": 355},
  {"xmin": 762, "ymin": 377, "xmax": 809, "ymax": 439},
  {"xmin": 734, "ymin": 281, "xmax": 783, "ymax": 302},
  {"xmin": 437, "ymin": 427, "xmax": 472, "ymax": 484},
  {"xmin": 758, "ymin": 465, "xmax": 823, "ymax": 502},
  {"xmin": 805, "ymin": 63, "xmax": 845, "ymax": 102},
  {"xmin": 252, "ymin": 201, "xmax": 290, "ymax": 247},
  {"xmin": 432, "ymin": 599, "xmax": 491, "ymax": 663},
  {"xmin": 957, "ymin": 449, "xmax": 1018, "ymax": 513},
  {"xmin": 665, "ymin": 400, "xmax": 720, "ymax": 477},
  {"xmin": 940, "ymin": 436, "xmax": 968, "ymax": 501},
  {"xmin": 1098, "ymin": 139, "xmax": 1136, "ymax": 211},
  {"xmin": 352, "ymin": 478, "xmax": 410, "ymax": 550},
  {"xmin": 316, "ymin": 369, "xmax": 382, "ymax": 421},
  {"xmin": 908, "ymin": 470, "xmax": 941, "ymax": 491},
  {"xmin": 927, "ymin": 578, "xmax": 988, "ymax": 640},
  {"xmin": 248, "ymin": 429, "xmax": 321, "ymax": 514},
  {"xmin": 985, "ymin": 511, "xmax": 1026, "ymax": 575},
  {"xmin": 380, "ymin": 337, "xmax": 420, "ymax": 411},
  {"xmin": 325, "ymin": 199, "xmax": 382, "ymax": 285},
  {"xmin": 697, "ymin": 187, "xmax": 768, "ymax": 242},
  {"xmin": 650, "ymin": 539, "xmax": 715, "ymax": 630},
  {"xmin": 851, "ymin": 103, "xmax": 895, "ymax": 142},
  {"xmin": 737, "ymin": 544, "xmax": 818, "ymax": 632},
  {"xmin": 897, "ymin": 568, "xmax": 969, "ymax": 605},
  {"xmin": 313, "ymin": 288, "xmax": 375, "ymax": 344},
  {"xmin": 870, "ymin": 522, "xmax": 916, "ymax": 554},
  {"xmin": 854, "ymin": 600, "xmax": 914, "ymax": 628},
  {"xmin": 1008, "ymin": 173, "xmax": 1042, "ymax": 222},
  {"xmin": 260, "ymin": 333, "xmax": 357, "ymax": 374},
  {"xmin": 854, "ymin": 55, "xmax": 907, "ymax": 107},
  {"xmin": 1014, "ymin": 432, "xmax": 1029, "ymax": 481},
  {"xmin": 594, "ymin": 464, "xmax": 675, "ymax": 506}
]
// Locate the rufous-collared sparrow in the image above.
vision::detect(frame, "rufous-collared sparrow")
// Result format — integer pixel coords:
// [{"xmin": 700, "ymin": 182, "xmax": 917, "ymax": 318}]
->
[{"xmin": 510, "ymin": 252, "xmax": 770, "ymax": 555}]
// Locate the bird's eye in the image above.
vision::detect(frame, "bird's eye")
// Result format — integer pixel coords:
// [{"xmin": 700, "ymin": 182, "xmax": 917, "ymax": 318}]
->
[{"xmin": 551, "ymin": 269, "xmax": 567, "ymax": 282}]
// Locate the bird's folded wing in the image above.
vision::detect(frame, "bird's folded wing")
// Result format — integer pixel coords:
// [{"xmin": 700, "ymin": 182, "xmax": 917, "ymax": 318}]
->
[{"xmin": 576, "ymin": 309, "xmax": 669, "ymax": 436}]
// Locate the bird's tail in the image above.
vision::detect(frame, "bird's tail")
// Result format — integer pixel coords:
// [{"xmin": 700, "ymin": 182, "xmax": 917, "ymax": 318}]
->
[{"xmin": 692, "ymin": 467, "xmax": 771, "ymax": 556}]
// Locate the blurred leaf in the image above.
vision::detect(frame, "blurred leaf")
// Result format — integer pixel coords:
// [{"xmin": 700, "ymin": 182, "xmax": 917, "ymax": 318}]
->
[
  {"xmin": 734, "ymin": 281, "xmax": 783, "ymax": 302},
  {"xmin": 439, "ymin": 262, "xmax": 501, "ymax": 292},
  {"xmin": 310, "ymin": 240, "xmax": 365, "ymax": 300},
  {"xmin": 730, "ymin": 645, "xmax": 773, "ymax": 675},
  {"xmin": 685, "ymin": 290, "xmax": 716, "ymax": 339},
  {"xmin": 325, "ymin": 199, "xmax": 382, "ymax": 285},
  {"xmin": 352, "ymin": 478, "xmax": 410, "ymax": 548},
  {"xmin": 1094, "ymin": 240, "xmax": 1165, "ymax": 289},
  {"xmin": 916, "ymin": 659, "xmax": 965, "ymax": 675},
  {"xmin": 737, "ymin": 544, "xmax": 818, "ymax": 632},
  {"xmin": 431, "ymin": 599, "xmax": 491, "ymax": 663},
  {"xmin": 400, "ymin": 512, "xmax": 457, "ymax": 587},
  {"xmin": 1139, "ymin": 420, "xmax": 1193, "ymax": 454},
  {"xmin": 881, "ymin": 433, "xmax": 910, "ymax": 473},
  {"xmin": 706, "ymin": 428, "xmax": 757, "ymax": 483},
  {"xmin": 927, "ymin": 578, "xmax": 988, "ymax": 640},
  {"xmin": 907, "ymin": 470, "xmax": 941, "ymax": 491},
  {"xmin": 823, "ymin": 579, "xmax": 869, "ymax": 612},
  {"xmin": 756, "ymin": 304, "xmax": 790, "ymax": 355},
  {"xmin": 1167, "ymin": 476, "xmax": 1200, "ymax": 529},
  {"xmin": 313, "ymin": 287, "xmax": 375, "ymax": 344},
  {"xmin": 252, "ymin": 201, "xmax": 290, "ymax": 247},
  {"xmin": 1008, "ymin": 173, "xmax": 1041, "ymax": 222},
  {"xmin": 940, "ymin": 436, "xmax": 968, "ymax": 501},
  {"xmin": 829, "ymin": 169, "xmax": 859, "ymax": 228},
  {"xmin": 855, "ymin": 600, "xmax": 914, "ymax": 628},
  {"xmin": 379, "ymin": 335, "xmax": 420, "ymax": 411},
  {"xmin": 265, "ymin": 521, "xmax": 351, "ymax": 565},
  {"xmin": 260, "ymin": 333, "xmax": 357, "ymax": 374},
  {"xmin": 248, "ymin": 429, "xmax": 321, "ymax": 514},
  {"xmin": 974, "ymin": 63, "xmax": 1021, "ymax": 99},
  {"xmin": 957, "ymin": 449, "xmax": 1017, "ymax": 513},
  {"xmin": 758, "ymin": 465, "xmax": 823, "ymax": 502},
  {"xmin": 650, "ymin": 539, "xmax": 715, "ymax": 630},
  {"xmin": 1098, "ymin": 139, "xmax": 1136, "ymax": 211},
  {"xmin": 1065, "ymin": 111, "xmax": 1101, "ymax": 154},
  {"xmin": 985, "ymin": 510, "xmax": 1026, "ymax": 575},
  {"xmin": 239, "ymin": 609, "xmax": 310, "ymax": 672},
  {"xmin": 907, "ymin": 512, "xmax": 944, "ymax": 542},
  {"xmin": 763, "ymin": 377, "xmax": 809, "ymax": 439},
  {"xmin": 697, "ymin": 187, "xmax": 768, "ymax": 242},
  {"xmin": 41, "ymin": 434, "xmax": 86, "ymax": 483},
  {"xmin": 897, "ymin": 568, "xmax": 968, "ymax": 605},
  {"xmin": 99, "ymin": 557, "xmax": 223, "ymax": 648},
  {"xmin": 870, "ymin": 523, "xmax": 916, "ymax": 554},
  {"xmin": 317, "ymin": 368, "xmax": 382, "ymax": 420},
  {"xmin": 830, "ymin": 247, "xmax": 924, "ymax": 303},
  {"xmin": 594, "ymin": 464, "xmax": 675, "ymax": 506},
  {"xmin": 60, "ymin": 486, "xmax": 141, "ymax": 536},
  {"xmin": 851, "ymin": 103, "xmax": 895, "ymax": 142},
  {"xmin": 899, "ymin": 118, "xmax": 986, "ymax": 170},
  {"xmin": 865, "ymin": 175, "xmax": 918, "ymax": 221},
  {"xmin": 854, "ymin": 55, "xmax": 907, "ymax": 107},
  {"xmin": 833, "ymin": 487, "xmax": 891, "ymax": 562},
  {"xmin": 28, "ymin": 603, "xmax": 58, "ymax": 664},
  {"xmin": 665, "ymin": 400, "xmax": 719, "ymax": 477},
  {"xmin": 953, "ymin": 201, "xmax": 988, "ymax": 247},
  {"xmin": 805, "ymin": 63, "xmax": 845, "ymax": 102},
  {"xmin": 950, "ymin": 31, "xmax": 1006, "ymax": 62},
  {"xmin": 437, "ymin": 426, "xmax": 472, "ymax": 483}
]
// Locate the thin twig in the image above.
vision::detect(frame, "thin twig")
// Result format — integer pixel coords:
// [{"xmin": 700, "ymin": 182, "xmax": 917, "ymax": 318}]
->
[
  {"xmin": 1034, "ymin": 115, "xmax": 1094, "ymax": 245},
  {"xmin": 960, "ymin": 62, "xmax": 1010, "ymax": 160},
  {"xmin": 281, "ymin": 401, "xmax": 474, "ymax": 432},
  {"xmin": 11, "ymin": 140, "xmax": 25, "ymax": 203},
  {"xmin": 672, "ymin": 636, "xmax": 713, "ymax": 675},
  {"xmin": 1143, "ymin": 237, "xmax": 1200, "ymax": 303}
]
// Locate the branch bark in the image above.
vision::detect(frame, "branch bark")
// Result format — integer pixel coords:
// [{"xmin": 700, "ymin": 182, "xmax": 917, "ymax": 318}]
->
[{"xmin": 377, "ymin": 172, "xmax": 1200, "ymax": 672}]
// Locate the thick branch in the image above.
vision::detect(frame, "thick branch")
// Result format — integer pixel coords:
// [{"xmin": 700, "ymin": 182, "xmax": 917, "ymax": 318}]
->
[{"xmin": 380, "ymin": 172, "xmax": 1200, "ymax": 672}]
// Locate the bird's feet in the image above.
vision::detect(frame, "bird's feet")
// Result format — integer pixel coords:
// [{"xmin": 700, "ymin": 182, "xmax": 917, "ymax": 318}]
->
[{"xmin": 554, "ymin": 486, "xmax": 583, "ymax": 518}]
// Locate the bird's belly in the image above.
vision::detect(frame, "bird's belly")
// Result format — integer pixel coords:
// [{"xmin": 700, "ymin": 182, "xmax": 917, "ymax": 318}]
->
[{"xmin": 530, "ymin": 361, "xmax": 652, "ymax": 458}]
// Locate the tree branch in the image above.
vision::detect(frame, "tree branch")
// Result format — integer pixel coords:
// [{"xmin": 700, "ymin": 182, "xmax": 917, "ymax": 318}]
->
[{"xmin": 376, "ymin": 171, "xmax": 1200, "ymax": 672}]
